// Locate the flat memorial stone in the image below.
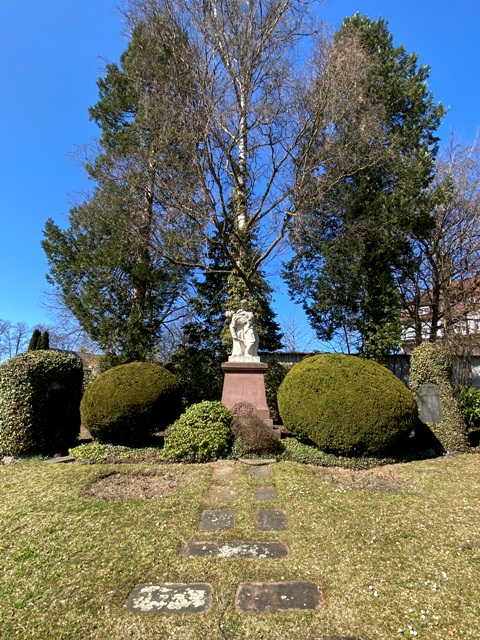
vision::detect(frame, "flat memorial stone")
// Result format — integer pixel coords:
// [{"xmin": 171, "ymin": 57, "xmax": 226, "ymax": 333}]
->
[
  {"xmin": 256, "ymin": 509, "xmax": 288, "ymax": 531},
  {"xmin": 181, "ymin": 541, "xmax": 288, "ymax": 559},
  {"xmin": 249, "ymin": 466, "xmax": 271, "ymax": 478},
  {"xmin": 418, "ymin": 383, "xmax": 443, "ymax": 423},
  {"xmin": 239, "ymin": 458, "xmax": 276, "ymax": 465},
  {"xmin": 125, "ymin": 583, "xmax": 212, "ymax": 614},
  {"xmin": 253, "ymin": 486, "xmax": 278, "ymax": 501},
  {"xmin": 199, "ymin": 509, "xmax": 234, "ymax": 531},
  {"xmin": 212, "ymin": 466, "xmax": 235, "ymax": 480},
  {"xmin": 208, "ymin": 486, "xmax": 237, "ymax": 502},
  {"xmin": 236, "ymin": 582, "xmax": 323, "ymax": 613}
]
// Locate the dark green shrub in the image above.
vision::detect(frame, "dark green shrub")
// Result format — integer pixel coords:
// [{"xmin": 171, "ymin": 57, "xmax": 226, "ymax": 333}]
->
[
  {"xmin": 264, "ymin": 358, "xmax": 289, "ymax": 424},
  {"xmin": 410, "ymin": 343, "xmax": 469, "ymax": 452},
  {"xmin": 162, "ymin": 400, "xmax": 231, "ymax": 462},
  {"xmin": 455, "ymin": 385, "xmax": 480, "ymax": 428},
  {"xmin": 168, "ymin": 346, "xmax": 223, "ymax": 407},
  {"xmin": 230, "ymin": 414, "xmax": 281, "ymax": 457},
  {"xmin": 80, "ymin": 362, "xmax": 182, "ymax": 446},
  {"xmin": 0, "ymin": 351, "xmax": 83, "ymax": 455},
  {"xmin": 277, "ymin": 354, "xmax": 417, "ymax": 457},
  {"xmin": 28, "ymin": 328, "xmax": 41, "ymax": 351}
]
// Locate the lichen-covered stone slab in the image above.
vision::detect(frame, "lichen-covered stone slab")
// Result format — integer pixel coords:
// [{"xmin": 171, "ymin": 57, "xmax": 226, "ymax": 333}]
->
[
  {"xmin": 249, "ymin": 465, "xmax": 271, "ymax": 478},
  {"xmin": 239, "ymin": 458, "xmax": 276, "ymax": 465},
  {"xmin": 125, "ymin": 583, "xmax": 212, "ymax": 614},
  {"xmin": 236, "ymin": 582, "xmax": 323, "ymax": 613},
  {"xmin": 199, "ymin": 509, "xmax": 234, "ymax": 531},
  {"xmin": 253, "ymin": 486, "xmax": 278, "ymax": 501},
  {"xmin": 208, "ymin": 486, "xmax": 237, "ymax": 502},
  {"xmin": 256, "ymin": 509, "xmax": 287, "ymax": 531},
  {"xmin": 181, "ymin": 541, "xmax": 288, "ymax": 558}
]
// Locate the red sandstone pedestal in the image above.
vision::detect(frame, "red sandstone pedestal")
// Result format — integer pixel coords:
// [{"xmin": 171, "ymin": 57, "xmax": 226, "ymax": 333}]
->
[{"xmin": 221, "ymin": 362, "xmax": 270, "ymax": 419}]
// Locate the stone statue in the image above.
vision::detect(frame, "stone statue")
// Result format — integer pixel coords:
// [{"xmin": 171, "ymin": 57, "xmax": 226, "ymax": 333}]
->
[{"xmin": 225, "ymin": 300, "xmax": 260, "ymax": 362}]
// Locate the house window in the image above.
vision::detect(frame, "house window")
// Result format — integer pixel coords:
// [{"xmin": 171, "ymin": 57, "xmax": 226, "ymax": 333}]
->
[
  {"xmin": 404, "ymin": 327, "xmax": 415, "ymax": 340},
  {"xmin": 456, "ymin": 321, "xmax": 468, "ymax": 335},
  {"xmin": 418, "ymin": 306, "xmax": 430, "ymax": 316}
]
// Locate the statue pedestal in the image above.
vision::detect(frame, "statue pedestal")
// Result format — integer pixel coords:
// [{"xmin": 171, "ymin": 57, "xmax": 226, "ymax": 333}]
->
[{"xmin": 221, "ymin": 362, "xmax": 270, "ymax": 420}]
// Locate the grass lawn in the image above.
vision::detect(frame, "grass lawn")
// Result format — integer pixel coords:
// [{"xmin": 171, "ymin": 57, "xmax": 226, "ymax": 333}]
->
[{"xmin": 0, "ymin": 454, "xmax": 479, "ymax": 639}]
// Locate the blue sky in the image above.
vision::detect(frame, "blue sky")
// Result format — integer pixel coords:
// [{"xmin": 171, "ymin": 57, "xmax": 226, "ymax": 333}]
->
[{"xmin": 1, "ymin": 0, "xmax": 479, "ymax": 347}]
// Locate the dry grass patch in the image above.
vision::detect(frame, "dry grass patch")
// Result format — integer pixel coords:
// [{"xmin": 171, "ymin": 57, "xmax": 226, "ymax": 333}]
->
[
  {"xmin": 311, "ymin": 464, "xmax": 414, "ymax": 493},
  {"xmin": 83, "ymin": 468, "xmax": 191, "ymax": 500}
]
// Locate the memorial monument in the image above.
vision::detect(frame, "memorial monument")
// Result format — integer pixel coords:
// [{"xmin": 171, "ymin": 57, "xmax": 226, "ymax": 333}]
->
[{"xmin": 221, "ymin": 301, "xmax": 270, "ymax": 421}]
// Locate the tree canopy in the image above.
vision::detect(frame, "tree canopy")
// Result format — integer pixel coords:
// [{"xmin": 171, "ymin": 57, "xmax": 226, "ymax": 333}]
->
[{"xmin": 285, "ymin": 14, "xmax": 445, "ymax": 360}]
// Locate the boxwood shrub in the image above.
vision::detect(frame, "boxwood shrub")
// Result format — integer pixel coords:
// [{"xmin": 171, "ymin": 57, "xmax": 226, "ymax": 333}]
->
[
  {"xmin": 80, "ymin": 362, "xmax": 182, "ymax": 446},
  {"xmin": 0, "ymin": 350, "xmax": 83, "ymax": 456},
  {"xmin": 277, "ymin": 354, "xmax": 418, "ymax": 457},
  {"xmin": 162, "ymin": 400, "xmax": 231, "ymax": 462}
]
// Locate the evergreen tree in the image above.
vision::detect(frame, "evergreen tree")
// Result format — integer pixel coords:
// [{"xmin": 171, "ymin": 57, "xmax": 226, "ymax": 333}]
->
[
  {"xmin": 286, "ymin": 15, "xmax": 445, "ymax": 361},
  {"xmin": 28, "ymin": 329, "xmax": 41, "ymax": 351},
  {"xmin": 43, "ymin": 18, "xmax": 197, "ymax": 365},
  {"xmin": 38, "ymin": 331, "xmax": 50, "ymax": 350}
]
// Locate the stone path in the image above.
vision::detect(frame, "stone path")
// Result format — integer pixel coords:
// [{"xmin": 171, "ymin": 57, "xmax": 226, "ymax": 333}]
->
[{"xmin": 125, "ymin": 460, "xmax": 324, "ymax": 616}]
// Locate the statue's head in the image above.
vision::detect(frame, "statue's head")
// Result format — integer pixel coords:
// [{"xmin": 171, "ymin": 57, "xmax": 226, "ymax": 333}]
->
[{"xmin": 240, "ymin": 299, "xmax": 249, "ymax": 309}]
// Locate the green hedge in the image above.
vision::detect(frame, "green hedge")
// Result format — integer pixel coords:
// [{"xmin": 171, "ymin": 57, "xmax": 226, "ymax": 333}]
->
[
  {"xmin": 0, "ymin": 350, "xmax": 83, "ymax": 455},
  {"xmin": 410, "ymin": 342, "xmax": 469, "ymax": 452},
  {"xmin": 80, "ymin": 362, "xmax": 182, "ymax": 446},
  {"xmin": 163, "ymin": 401, "xmax": 231, "ymax": 462},
  {"xmin": 278, "ymin": 354, "xmax": 418, "ymax": 457}
]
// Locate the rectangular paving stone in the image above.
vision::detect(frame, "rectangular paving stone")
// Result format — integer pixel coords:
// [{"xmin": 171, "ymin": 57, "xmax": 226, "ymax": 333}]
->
[
  {"xmin": 249, "ymin": 466, "xmax": 271, "ymax": 478},
  {"xmin": 253, "ymin": 486, "xmax": 278, "ymax": 501},
  {"xmin": 199, "ymin": 509, "xmax": 234, "ymax": 531},
  {"xmin": 236, "ymin": 582, "xmax": 323, "ymax": 613},
  {"xmin": 256, "ymin": 509, "xmax": 287, "ymax": 531},
  {"xmin": 208, "ymin": 486, "xmax": 237, "ymax": 502},
  {"xmin": 212, "ymin": 466, "xmax": 235, "ymax": 480},
  {"xmin": 125, "ymin": 583, "xmax": 212, "ymax": 614},
  {"xmin": 181, "ymin": 541, "xmax": 288, "ymax": 558},
  {"xmin": 239, "ymin": 458, "xmax": 276, "ymax": 465}
]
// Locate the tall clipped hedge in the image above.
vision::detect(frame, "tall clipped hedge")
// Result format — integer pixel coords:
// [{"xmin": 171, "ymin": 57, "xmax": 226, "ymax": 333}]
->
[
  {"xmin": 409, "ymin": 342, "xmax": 469, "ymax": 452},
  {"xmin": 0, "ymin": 351, "xmax": 83, "ymax": 455},
  {"xmin": 278, "ymin": 354, "xmax": 418, "ymax": 457}
]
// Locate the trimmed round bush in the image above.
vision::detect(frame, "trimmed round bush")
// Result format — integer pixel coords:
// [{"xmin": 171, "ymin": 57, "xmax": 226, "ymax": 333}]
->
[
  {"xmin": 80, "ymin": 362, "xmax": 182, "ymax": 445},
  {"xmin": 163, "ymin": 401, "xmax": 231, "ymax": 462},
  {"xmin": 0, "ymin": 350, "xmax": 83, "ymax": 456},
  {"xmin": 278, "ymin": 354, "xmax": 418, "ymax": 457}
]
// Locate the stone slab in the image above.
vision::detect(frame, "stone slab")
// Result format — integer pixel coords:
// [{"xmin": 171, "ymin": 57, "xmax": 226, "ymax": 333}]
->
[
  {"xmin": 236, "ymin": 582, "xmax": 323, "ymax": 613},
  {"xmin": 199, "ymin": 509, "xmax": 234, "ymax": 531},
  {"xmin": 256, "ymin": 509, "xmax": 288, "ymax": 531},
  {"xmin": 181, "ymin": 541, "xmax": 288, "ymax": 558},
  {"xmin": 125, "ymin": 583, "xmax": 212, "ymax": 614},
  {"xmin": 43, "ymin": 455, "xmax": 75, "ymax": 464},
  {"xmin": 249, "ymin": 466, "xmax": 271, "ymax": 478},
  {"xmin": 208, "ymin": 486, "xmax": 237, "ymax": 502},
  {"xmin": 253, "ymin": 486, "xmax": 278, "ymax": 501},
  {"xmin": 212, "ymin": 466, "xmax": 235, "ymax": 480},
  {"xmin": 418, "ymin": 382, "xmax": 443, "ymax": 423},
  {"xmin": 239, "ymin": 458, "xmax": 276, "ymax": 466}
]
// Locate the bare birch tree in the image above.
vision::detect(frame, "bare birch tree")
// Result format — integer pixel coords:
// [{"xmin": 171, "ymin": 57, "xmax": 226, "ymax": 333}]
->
[{"xmin": 124, "ymin": 1, "xmax": 387, "ymax": 297}]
